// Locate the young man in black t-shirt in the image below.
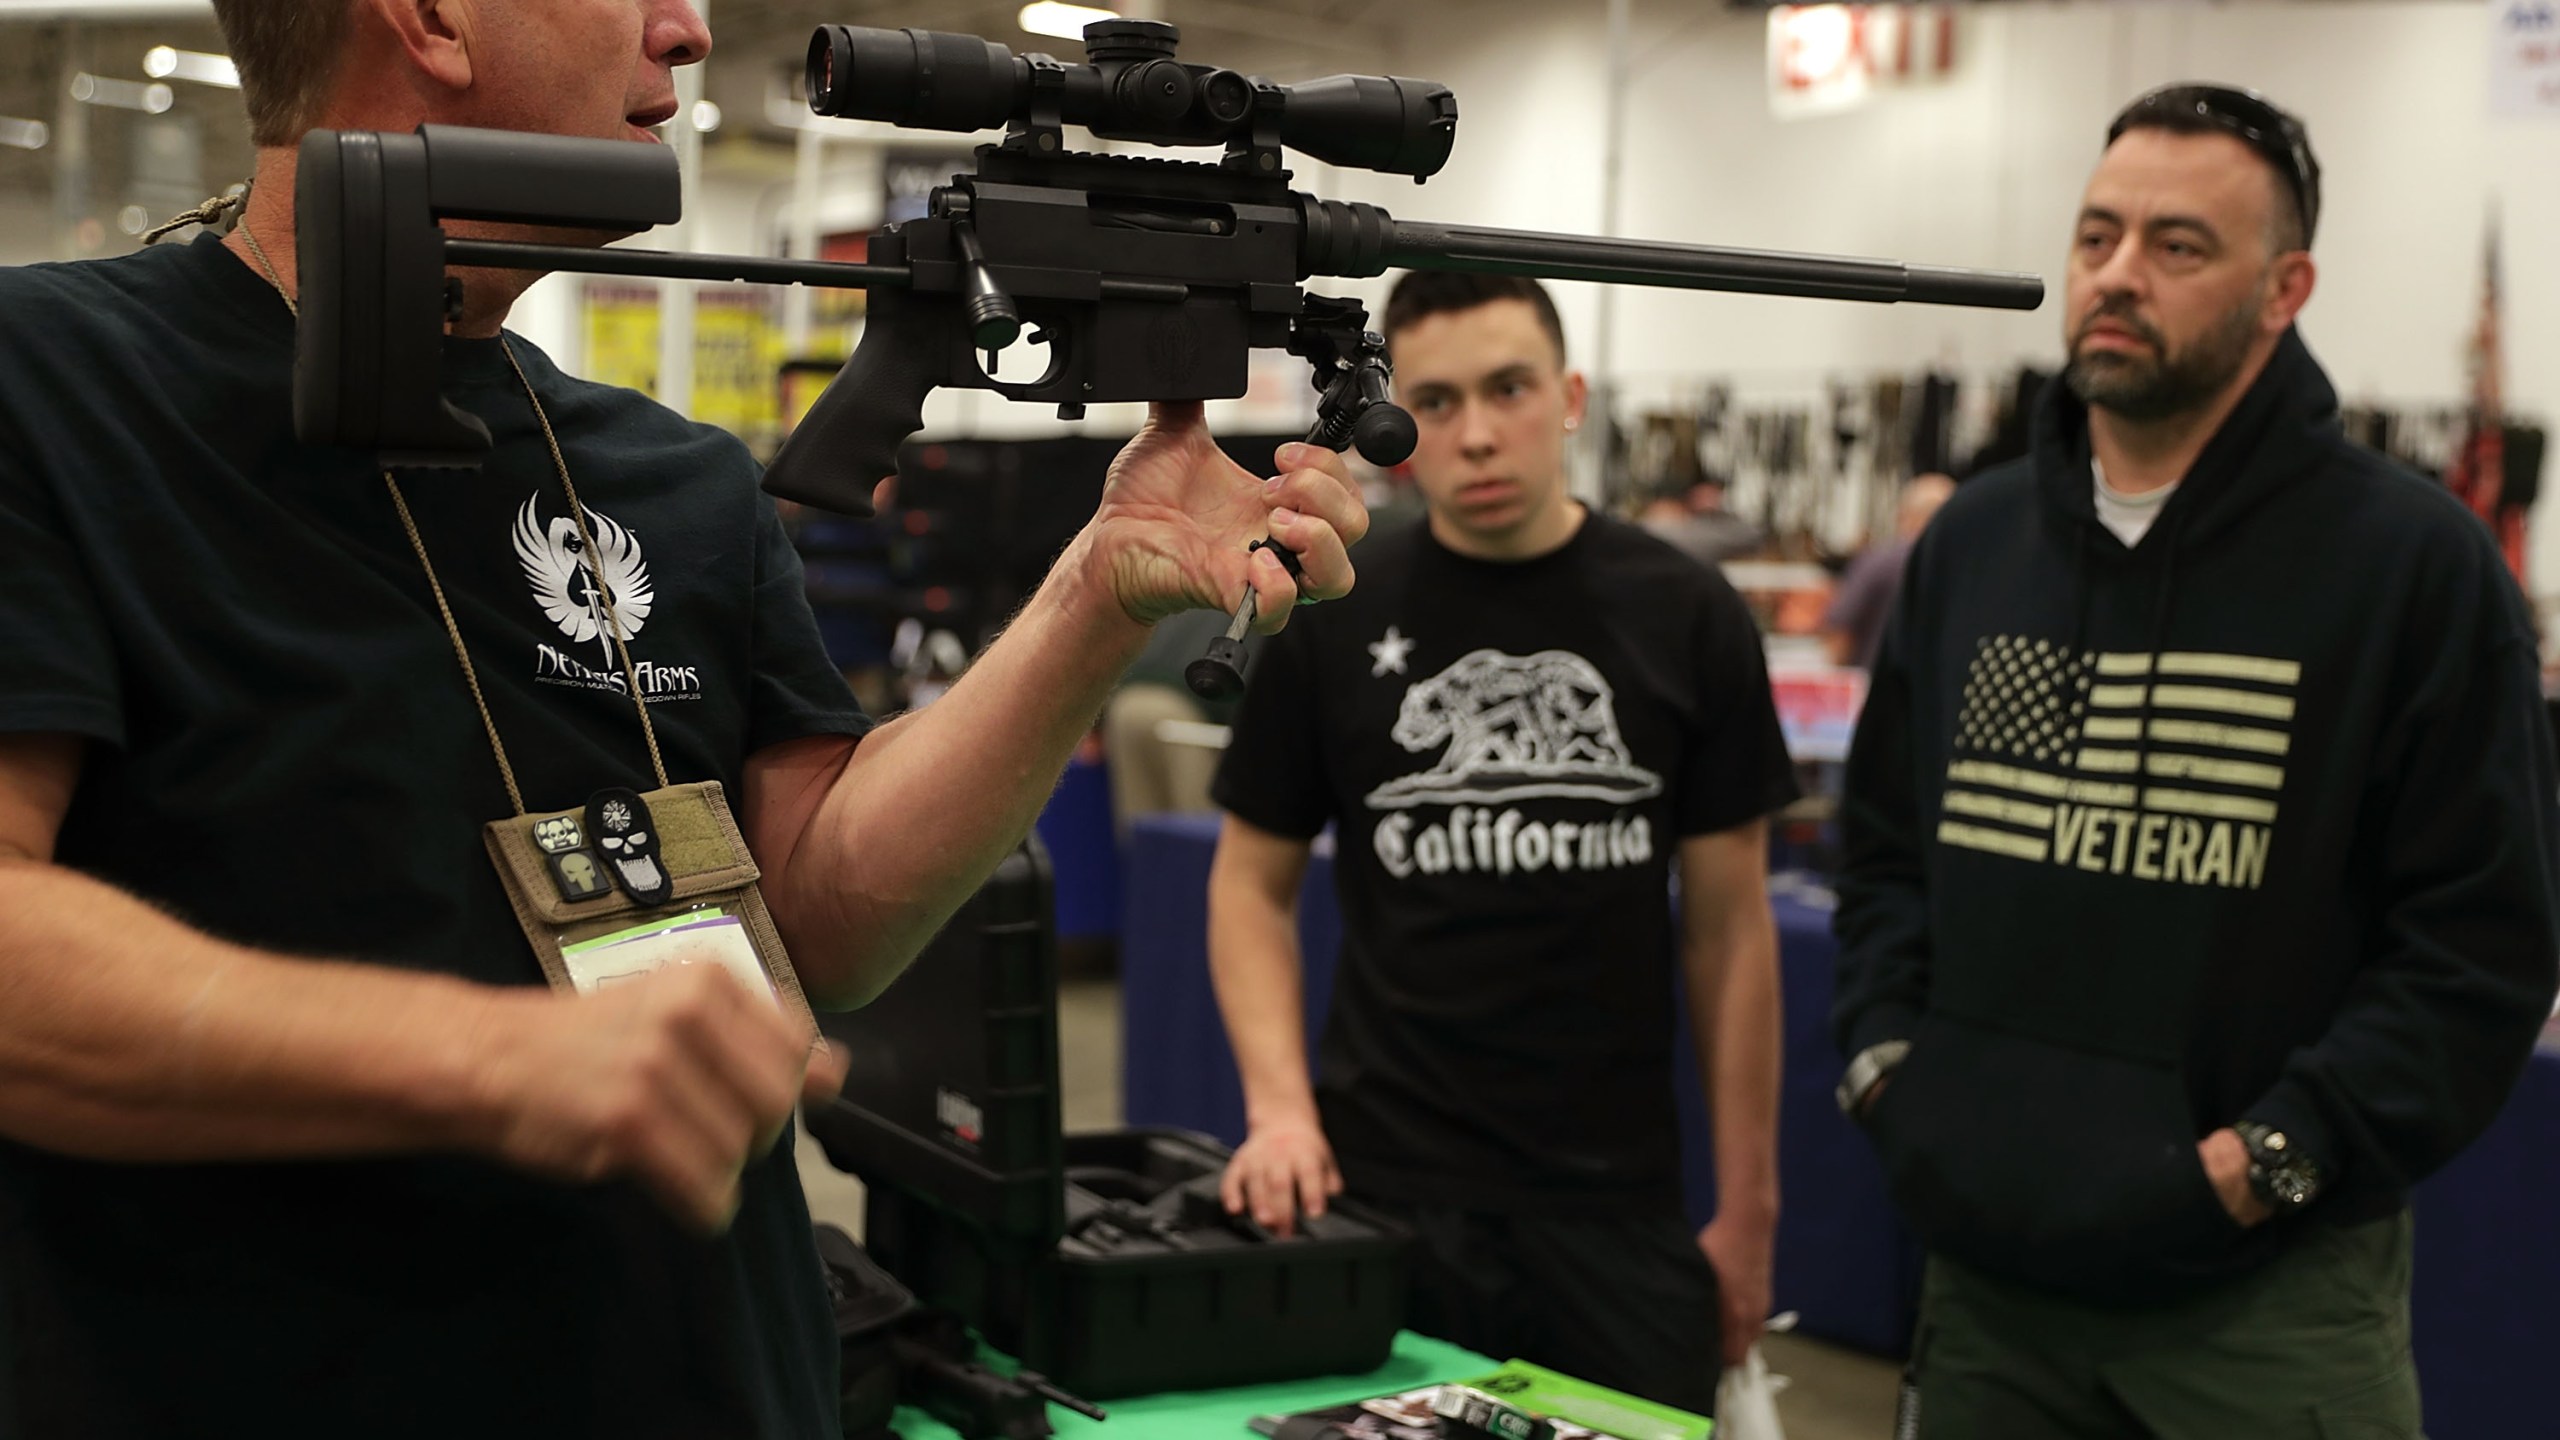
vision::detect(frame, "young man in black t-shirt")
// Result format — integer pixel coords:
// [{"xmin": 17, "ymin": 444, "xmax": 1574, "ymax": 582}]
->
[{"xmin": 1209, "ymin": 274, "xmax": 1798, "ymax": 1411}]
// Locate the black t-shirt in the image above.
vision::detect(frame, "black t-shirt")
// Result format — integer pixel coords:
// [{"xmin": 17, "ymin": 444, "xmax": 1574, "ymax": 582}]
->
[
  {"xmin": 0, "ymin": 236, "xmax": 870, "ymax": 1437},
  {"xmin": 1213, "ymin": 514, "xmax": 1798, "ymax": 1213}
]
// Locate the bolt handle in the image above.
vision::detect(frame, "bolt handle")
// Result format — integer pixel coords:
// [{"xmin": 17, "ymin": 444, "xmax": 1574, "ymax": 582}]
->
[{"xmin": 1185, "ymin": 539, "xmax": 1303, "ymax": 701}]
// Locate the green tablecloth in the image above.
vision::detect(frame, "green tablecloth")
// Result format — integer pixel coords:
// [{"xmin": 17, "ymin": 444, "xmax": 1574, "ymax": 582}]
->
[{"xmin": 893, "ymin": 1332, "xmax": 1494, "ymax": 1440}]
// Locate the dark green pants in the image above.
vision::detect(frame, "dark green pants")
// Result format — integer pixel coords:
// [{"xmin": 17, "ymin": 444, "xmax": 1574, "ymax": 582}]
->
[{"xmin": 1909, "ymin": 1214, "xmax": 2422, "ymax": 1439}]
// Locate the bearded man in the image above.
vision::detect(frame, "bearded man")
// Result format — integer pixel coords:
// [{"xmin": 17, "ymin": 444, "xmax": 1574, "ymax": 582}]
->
[{"xmin": 1831, "ymin": 84, "xmax": 2559, "ymax": 1437}]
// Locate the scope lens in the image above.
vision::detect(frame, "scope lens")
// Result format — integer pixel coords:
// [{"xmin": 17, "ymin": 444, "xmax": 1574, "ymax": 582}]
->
[
  {"xmin": 804, "ymin": 26, "xmax": 1024, "ymax": 132},
  {"xmin": 807, "ymin": 28, "xmax": 848, "ymax": 114}
]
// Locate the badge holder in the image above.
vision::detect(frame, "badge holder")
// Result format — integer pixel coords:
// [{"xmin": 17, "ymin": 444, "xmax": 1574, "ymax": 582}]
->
[
  {"xmin": 482, "ymin": 781, "xmax": 817, "ymax": 1032},
  {"xmin": 356, "ymin": 334, "xmax": 824, "ymax": 1030}
]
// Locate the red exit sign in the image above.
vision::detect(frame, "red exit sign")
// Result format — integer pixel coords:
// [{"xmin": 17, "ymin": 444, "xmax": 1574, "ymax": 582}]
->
[{"xmin": 1768, "ymin": 5, "xmax": 1959, "ymax": 118}]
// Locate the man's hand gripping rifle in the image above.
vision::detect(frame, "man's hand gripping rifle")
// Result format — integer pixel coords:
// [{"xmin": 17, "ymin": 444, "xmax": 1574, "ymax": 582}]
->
[{"xmin": 290, "ymin": 19, "xmax": 2042, "ymax": 699}]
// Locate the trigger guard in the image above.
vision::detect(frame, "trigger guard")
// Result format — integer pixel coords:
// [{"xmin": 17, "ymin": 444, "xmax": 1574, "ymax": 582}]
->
[{"xmin": 982, "ymin": 322, "xmax": 1074, "ymax": 399}]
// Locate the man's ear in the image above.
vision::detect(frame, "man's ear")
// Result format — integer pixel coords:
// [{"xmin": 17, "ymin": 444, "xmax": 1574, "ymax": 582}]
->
[
  {"xmin": 1561, "ymin": 368, "xmax": 1591, "ymax": 432},
  {"xmin": 365, "ymin": 0, "xmax": 478, "ymax": 94},
  {"xmin": 2263, "ymin": 251, "xmax": 2316, "ymax": 337}
]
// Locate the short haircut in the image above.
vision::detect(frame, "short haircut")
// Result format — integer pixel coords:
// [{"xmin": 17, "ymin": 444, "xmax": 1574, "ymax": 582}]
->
[
  {"xmin": 2106, "ymin": 84, "xmax": 2319, "ymax": 254},
  {"xmin": 1382, "ymin": 272, "xmax": 1568, "ymax": 367},
  {"xmin": 210, "ymin": 0, "xmax": 354, "ymax": 148}
]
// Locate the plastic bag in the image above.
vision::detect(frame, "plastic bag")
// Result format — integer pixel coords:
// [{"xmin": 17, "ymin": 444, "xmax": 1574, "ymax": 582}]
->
[
  {"xmin": 1716, "ymin": 1312, "xmax": 1795, "ymax": 1440},
  {"xmin": 1715, "ymin": 1344, "xmax": 1787, "ymax": 1440}
]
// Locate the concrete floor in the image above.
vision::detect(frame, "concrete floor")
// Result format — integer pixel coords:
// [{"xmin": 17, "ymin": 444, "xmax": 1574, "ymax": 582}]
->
[{"xmin": 796, "ymin": 976, "xmax": 1903, "ymax": 1439}]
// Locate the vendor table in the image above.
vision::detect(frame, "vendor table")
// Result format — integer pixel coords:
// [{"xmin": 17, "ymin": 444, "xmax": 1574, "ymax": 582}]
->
[{"xmin": 891, "ymin": 1332, "xmax": 1492, "ymax": 1440}]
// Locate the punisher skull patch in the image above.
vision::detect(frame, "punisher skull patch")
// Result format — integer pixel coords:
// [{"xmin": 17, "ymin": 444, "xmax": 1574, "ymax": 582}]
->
[
  {"xmin": 545, "ymin": 847, "xmax": 614, "ymax": 902},
  {"xmin": 585, "ymin": 787, "xmax": 672, "ymax": 907}
]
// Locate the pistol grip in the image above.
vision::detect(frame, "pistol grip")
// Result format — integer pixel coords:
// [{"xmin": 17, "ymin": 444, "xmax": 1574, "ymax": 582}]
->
[{"xmin": 762, "ymin": 287, "xmax": 948, "ymax": 516}]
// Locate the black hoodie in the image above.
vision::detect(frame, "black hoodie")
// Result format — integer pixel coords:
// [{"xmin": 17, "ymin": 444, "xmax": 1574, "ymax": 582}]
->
[{"xmin": 1833, "ymin": 329, "xmax": 2560, "ymax": 1303}]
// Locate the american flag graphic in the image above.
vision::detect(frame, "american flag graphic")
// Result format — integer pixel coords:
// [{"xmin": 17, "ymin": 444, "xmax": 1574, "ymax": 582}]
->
[{"xmin": 1935, "ymin": 635, "xmax": 2294, "ymax": 889}]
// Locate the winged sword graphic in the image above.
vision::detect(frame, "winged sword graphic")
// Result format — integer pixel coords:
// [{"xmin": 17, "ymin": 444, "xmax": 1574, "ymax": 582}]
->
[{"xmin": 512, "ymin": 496, "xmax": 656, "ymax": 670}]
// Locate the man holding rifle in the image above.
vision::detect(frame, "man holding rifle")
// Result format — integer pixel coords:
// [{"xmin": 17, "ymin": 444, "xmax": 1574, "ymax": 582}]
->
[{"xmin": 0, "ymin": 2, "xmax": 1362, "ymax": 1433}]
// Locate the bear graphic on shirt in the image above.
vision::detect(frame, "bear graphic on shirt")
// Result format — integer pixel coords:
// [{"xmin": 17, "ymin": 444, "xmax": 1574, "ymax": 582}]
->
[{"xmin": 1365, "ymin": 648, "xmax": 1664, "ymax": 810}]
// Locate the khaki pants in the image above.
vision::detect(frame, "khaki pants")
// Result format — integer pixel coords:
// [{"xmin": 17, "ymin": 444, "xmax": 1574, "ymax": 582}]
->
[
  {"xmin": 1102, "ymin": 684, "xmax": 1223, "ymax": 835},
  {"xmin": 1911, "ymin": 1214, "xmax": 2422, "ymax": 1439}
]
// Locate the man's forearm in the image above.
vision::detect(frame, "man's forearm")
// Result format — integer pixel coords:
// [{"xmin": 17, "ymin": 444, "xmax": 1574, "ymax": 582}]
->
[
  {"xmin": 765, "ymin": 539, "xmax": 1153, "ymax": 1008},
  {"xmin": 0, "ymin": 860, "xmax": 503, "ymax": 1163},
  {"xmin": 1208, "ymin": 879, "xmax": 1319, "ymax": 1127},
  {"xmin": 1690, "ymin": 914, "xmax": 1783, "ymax": 1221}
]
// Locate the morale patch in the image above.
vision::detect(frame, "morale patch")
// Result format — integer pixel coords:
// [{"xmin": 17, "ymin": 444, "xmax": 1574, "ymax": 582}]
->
[
  {"xmin": 586, "ymin": 787, "xmax": 671, "ymax": 906},
  {"xmin": 545, "ymin": 847, "xmax": 615, "ymax": 902},
  {"xmin": 532, "ymin": 814, "xmax": 586, "ymax": 855}
]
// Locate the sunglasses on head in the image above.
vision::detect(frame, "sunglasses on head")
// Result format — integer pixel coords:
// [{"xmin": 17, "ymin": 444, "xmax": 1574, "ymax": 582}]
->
[{"xmin": 2107, "ymin": 84, "xmax": 2321, "ymax": 249}]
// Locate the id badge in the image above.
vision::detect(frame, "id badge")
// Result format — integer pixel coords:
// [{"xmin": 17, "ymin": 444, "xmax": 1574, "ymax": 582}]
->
[
  {"xmin": 481, "ymin": 780, "xmax": 817, "ymax": 1031},
  {"xmin": 558, "ymin": 903, "xmax": 776, "ymax": 1003}
]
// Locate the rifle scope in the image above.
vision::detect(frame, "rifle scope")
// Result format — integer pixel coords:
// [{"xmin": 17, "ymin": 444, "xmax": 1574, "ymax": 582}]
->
[{"xmin": 806, "ymin": 22, "xmax": 1457, "ymax": 178}]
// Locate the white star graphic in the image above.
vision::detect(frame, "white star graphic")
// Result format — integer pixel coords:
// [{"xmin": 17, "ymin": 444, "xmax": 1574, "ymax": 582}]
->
[{"xmin": 1368, "ymin": 625, "xmax": 1416, "ymax": 677}]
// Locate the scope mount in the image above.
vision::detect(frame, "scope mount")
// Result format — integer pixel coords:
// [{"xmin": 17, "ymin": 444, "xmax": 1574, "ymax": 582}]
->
[
  {"xmin": 994, "ymin": 22, "xmax": 1296, "ymax": 178},
  {"xmin": 1002, "ymin": 52, "xmax": 1071, "ymax": 158}
]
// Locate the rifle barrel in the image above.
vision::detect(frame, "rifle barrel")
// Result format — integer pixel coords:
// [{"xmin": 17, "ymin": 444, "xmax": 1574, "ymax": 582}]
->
[{"xmin": 1382, "ymin": 219, "xmax": 2043, "ymax": 310}]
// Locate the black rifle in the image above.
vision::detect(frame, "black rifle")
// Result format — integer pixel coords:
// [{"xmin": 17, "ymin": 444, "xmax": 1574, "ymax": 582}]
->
[
  {"xmin": 816, "ymin": 1221, "xmax": 1102, "ymax": 1440},
  {"xmin": 292, "ymin": 19, "xmax": 2041, "ymax": 695}
]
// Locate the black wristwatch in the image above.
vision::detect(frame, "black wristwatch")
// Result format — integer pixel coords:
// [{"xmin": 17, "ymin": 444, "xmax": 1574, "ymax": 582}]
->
[{"xmin": 2235, "ymin": 1120, "xmax": 2323, "ymax": 1211}]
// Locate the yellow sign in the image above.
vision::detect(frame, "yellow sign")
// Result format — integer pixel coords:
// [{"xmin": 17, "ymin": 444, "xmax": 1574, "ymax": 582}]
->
[
  {"xmin": 694, "ymin": 290, "xmax": 784, "ymax": 436},
  {"xmin": 580, "ymin": 281, "xmax": 786, "ymax": 441},
  {"xmin": 583, "ymin": 283, "xmax": 661, "ymax": 397}
]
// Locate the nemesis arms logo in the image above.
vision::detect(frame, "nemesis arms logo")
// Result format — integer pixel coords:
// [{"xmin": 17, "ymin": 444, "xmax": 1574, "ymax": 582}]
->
[{"xmin": 512, "ymin": 497, "xmax": 703, "ymax": 702}]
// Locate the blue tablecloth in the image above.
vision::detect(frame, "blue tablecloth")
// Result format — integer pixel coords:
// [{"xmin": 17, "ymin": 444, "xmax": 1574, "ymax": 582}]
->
[
  {"xmin": 2409, "ymin": 1041, "xmax": 2560, "ymax": 1440},
  {"xmin": 1034, "ymin": 755, "xmax": 1119, "ymax": 941},
  {"xmin": 1119, "ymin": 813, "xmax": 2560, "ymax": 1440}
]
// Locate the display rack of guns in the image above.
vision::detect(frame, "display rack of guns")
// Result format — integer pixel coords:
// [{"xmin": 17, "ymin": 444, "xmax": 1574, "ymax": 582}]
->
[{"xmin": 291, "ymin": 19, "xmax": 2043, "ymax": 699}]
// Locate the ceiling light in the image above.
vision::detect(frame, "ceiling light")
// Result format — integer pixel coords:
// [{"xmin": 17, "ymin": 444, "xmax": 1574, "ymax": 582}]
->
[
  {"xmin": 691, "ymin": 99, "xmax": 722, "ymax": 133},
  {"xmin": 1019, "ymin": 2, "xmax": 1117, "ymax": 41},
  {"xmin": 142, "ymin": 46, "xmax": 238, "ymax": 88},
  {"xmin": 0, "ymin": 117, "xmax": 46, "ymax": 149},
  {"xmin": 0, "ymin": 1, "xmax": 213, "ymax": 15},
  {"xmin": 71, "ymin": 74, "xmax": 174, "ymax": 113}
]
